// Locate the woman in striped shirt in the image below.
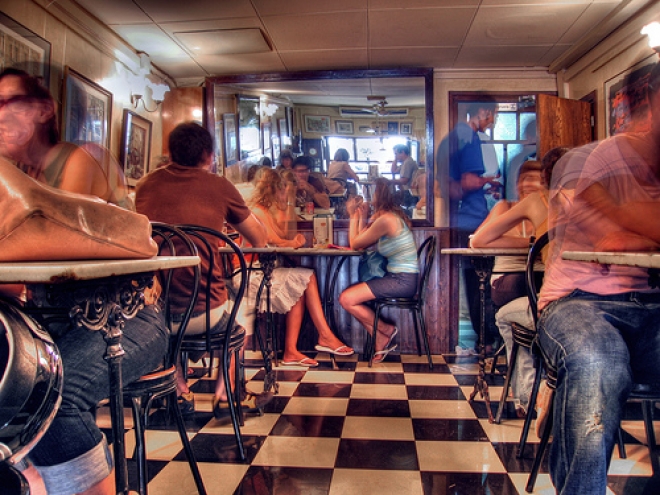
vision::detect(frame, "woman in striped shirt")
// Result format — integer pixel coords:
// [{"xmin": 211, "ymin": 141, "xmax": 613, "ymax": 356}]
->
[{"xmin": 340, "ymin": 178, "xmax": 419, "ymax": 363}]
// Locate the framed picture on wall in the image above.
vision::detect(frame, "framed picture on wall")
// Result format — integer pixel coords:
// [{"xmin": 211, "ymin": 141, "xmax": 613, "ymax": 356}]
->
[
  {"xmin": 223, "ymin": 113, "xmax": 238, "ymax": 166},
  {"xmin": 304, "ymin": 115, "xmax": 331, "ymax": 133},
  {"xmin": 400, "ymin": 122, "xmax": 413, "ymax": 135},
  {"xmin": 604, "ymin": 55, "xmax": 656, "ymax": 136},
  {"xmin": 335, "ymin": 120, "xmax": 354, "ymax": 134},
  {"xmin": 387, "ymin": 121, "xmax": 399, "ymax": 135},
  {"xmin": 0, "ymin": 12, "xmax": 51, "ymax": 83},
  {"xmin": 120, "ymin": 109, "xmax": 151, "ymax": 186},
  {"xmin": 62, "ymin": 66, "xmax": 112, "ymax": 148}
]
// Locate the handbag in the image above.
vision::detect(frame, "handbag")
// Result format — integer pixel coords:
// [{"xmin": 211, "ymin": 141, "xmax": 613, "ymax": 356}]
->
[
  {"xmin": 0, "ymin": 160, "xmax": 158, "ymax": 261},
  {"xmin": 358, "ymin": 250, "xmax": 388, "ymax": 282}
]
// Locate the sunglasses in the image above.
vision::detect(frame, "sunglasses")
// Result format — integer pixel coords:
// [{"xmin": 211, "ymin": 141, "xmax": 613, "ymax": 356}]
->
[{"xmin": 0, "ymin": 95, "xmax": 36, "ymax": 113}]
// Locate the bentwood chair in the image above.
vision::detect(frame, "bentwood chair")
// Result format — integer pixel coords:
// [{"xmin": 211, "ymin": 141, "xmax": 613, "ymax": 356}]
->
[
  {"xmin": 177, "ymin": 224, "xmax": 249, "ymax": 461},
  {"xmin": 122, "ymin": 223, "xmax": 205, "ymax": 495},
  {"xmin": 368, "ymin": 235, "xmax": 436, "ymax": 368}
]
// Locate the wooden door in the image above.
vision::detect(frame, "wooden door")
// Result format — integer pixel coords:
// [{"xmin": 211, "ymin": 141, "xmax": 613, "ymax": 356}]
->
[{"xmin": 537, "ymin": 94, "xmax": 592, "ymax": 160}]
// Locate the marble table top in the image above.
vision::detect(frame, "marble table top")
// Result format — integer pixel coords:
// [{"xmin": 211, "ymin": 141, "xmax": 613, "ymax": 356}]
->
[
  {"xmin": 219, "ymin": 246, "xmax": 362, "ymax": 257},
  {"xmin": 562, "ymin": 251, "xmax": 660, "ymax": 269},
  {"xmin": 0, "ymin": 256, "xmax": 200, "ymax": 284},
  {"xmin": 441, "ymin": 247, "xmax": 529, "ymax": 257}
]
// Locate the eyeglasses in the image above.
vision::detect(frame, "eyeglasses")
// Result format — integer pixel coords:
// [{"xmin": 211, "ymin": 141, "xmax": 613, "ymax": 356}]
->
[{"xmin": 0, "ymin": 95, "xmax": 35, "ymax": 113}]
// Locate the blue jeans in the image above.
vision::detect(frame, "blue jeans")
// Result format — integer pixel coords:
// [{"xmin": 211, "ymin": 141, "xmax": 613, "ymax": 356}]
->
[
  {"xmin": 28, "ymin": 304, "xmax": 169, "ymax": 494},
  {"xmin": 537, "ymin": 289, "xmax": 660, "ymax": 495}
]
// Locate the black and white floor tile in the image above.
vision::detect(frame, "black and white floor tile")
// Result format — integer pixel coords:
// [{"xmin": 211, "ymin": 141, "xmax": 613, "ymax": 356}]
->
[{"xmin": 97, "ymin": 352, "xmax": 660, "ymax": 495}]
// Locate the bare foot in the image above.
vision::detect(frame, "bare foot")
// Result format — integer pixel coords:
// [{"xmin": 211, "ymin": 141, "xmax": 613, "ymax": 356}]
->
[
  {"xmin": 375, "ymin": 325, "xmax": 397, "ymax": 352},
  {"xmin": 282, "ymin": 351, "xmax": 318, "ymax": 366},
  {"xmin": 316, "ymin": 338, "xmax": 354, "ymax": 353}
]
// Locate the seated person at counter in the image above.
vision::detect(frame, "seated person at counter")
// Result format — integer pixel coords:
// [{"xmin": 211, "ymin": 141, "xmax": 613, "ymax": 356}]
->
[
  {"xmin": 390, "ymin": 144, "xmax": 419, "ymax": 206},
  {"xmin": 326, "ymin": 148, "xmax": 359, "ymax": 194},
  {"xmin": 535, "ymin": 62, "xmax": 660, "ymax": 495},
  {"xmin": 278, "ymin": 169, "xmax": 301, "ymax": 233},
  {"xmin": 410, "ymin": 167, "xmax": 427, "ymax": 217},
  {"xmin": 293, "ymin": 155, "xmax": 330, "ymax": 209},
  {"xmin": 276, "ymin": 148, "xmax": 294, "ymax": 171},
  {"xmin": 473, "ymin": 160, "xmax": 543, "ymax": 309},
  {"xmin": 135, "ymin": 122, "xmax": 271, "ymax": 419},
  {"xmin": 0, "ymin": 69, "xmax": 168, "ymax": 495},
  {"xmin": 260, "ymin": 156, "xmax": 272, "ymax": 168},
  {"xmin": 248, "ymin": 167, "xmax": 353, "ymax": 366},
  {"xmin": 234, "ymin": 163, "xmax": 263, "ymax": 202},
  {"xmin": 470, "ymin": 150, "xmax": 568, "ymax": 419},
  {"xmin": 339, "ymin": 178, "xmax": 419, "ymax": 363}
]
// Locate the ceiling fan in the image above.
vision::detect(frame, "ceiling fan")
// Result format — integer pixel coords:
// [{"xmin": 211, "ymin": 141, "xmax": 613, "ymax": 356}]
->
[
  {"xmin": 367, "ymin": 95, "xmax": 390, "ymax": 116},
  {"xmin": 339, "ymin": 96, "xmax": 409, "ymax": 118}
]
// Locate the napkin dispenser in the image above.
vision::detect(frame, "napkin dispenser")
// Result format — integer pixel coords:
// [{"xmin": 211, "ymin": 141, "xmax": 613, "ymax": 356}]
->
[
  {"xmin": 313, "ymin": 215, "xmax": 333, "ymax": 247},
  {"xmin": 368, "ymin": 164, "xmax": 379, "ymax": 180}
]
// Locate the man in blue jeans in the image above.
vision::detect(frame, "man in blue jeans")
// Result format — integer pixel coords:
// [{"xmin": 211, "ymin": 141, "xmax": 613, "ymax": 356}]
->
[{"xmin": 537, "ymin": 62, "xmax": 660, "ymax": 494}]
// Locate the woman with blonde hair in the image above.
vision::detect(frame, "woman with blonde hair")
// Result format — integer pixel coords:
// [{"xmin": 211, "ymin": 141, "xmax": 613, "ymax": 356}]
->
[
  {"xmin": 339, "ymin": 178, "xmax": 419, "ymax": 363},
  {"xmin": 248, "ymin": 167, "xmax": 353, "ymax": 366}
]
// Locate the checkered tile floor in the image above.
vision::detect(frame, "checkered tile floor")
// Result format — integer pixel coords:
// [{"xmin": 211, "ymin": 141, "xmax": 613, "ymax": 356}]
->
[{"xmin": 97, "ymin": 352, "xmax": 660, "ymax": 495}]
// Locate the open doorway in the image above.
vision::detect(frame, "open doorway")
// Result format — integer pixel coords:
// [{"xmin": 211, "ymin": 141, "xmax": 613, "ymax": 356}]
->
[{"xmin": 445, "ymin": 93, "xmax": 542, "ymax": 351}]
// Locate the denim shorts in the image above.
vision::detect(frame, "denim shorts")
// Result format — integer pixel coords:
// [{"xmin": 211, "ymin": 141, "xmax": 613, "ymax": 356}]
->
[{"xmin": 365, "ymin": 271, "xmax": 418, "ymax": 299}]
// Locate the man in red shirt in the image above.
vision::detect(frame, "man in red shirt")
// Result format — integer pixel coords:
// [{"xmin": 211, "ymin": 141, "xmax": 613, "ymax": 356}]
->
[{"xmin": 136, "ymin": 122, "xmax": 267, "ymax": 418}]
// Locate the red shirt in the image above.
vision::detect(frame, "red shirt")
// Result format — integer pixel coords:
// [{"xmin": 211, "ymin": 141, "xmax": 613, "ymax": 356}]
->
[{"xmin": 136, "ymin": 162, "xmax": 250, "ymax": 313}]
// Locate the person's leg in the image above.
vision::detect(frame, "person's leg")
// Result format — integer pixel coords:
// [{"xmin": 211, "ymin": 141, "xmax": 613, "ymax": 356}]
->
[
  {"xmin": 282, "ymin": 294, "xmax": 314, "ymax": 363},
  {"xmin": 28, "ymin": 305, "xmax": 168, "ymax": 495},
  {"xmin": 21, "ymin": 462, "xmax": 47, "ymax": 495},
  {"xmin": 537, "ymin": 292, "xmax": 658, "ymax": 494},
  {"xmin": 77, "ymin": 470, "xmax": 116, "ymax": 495},
  {"xmin": 302, "ymin": 272, "xmax": 353, "ymax": 351},
  {"xmin": 495, "ymin": 297, "xmax": 535, "ymax": 413},
  {"xmin": 25, "ymin": 464, "xmax": 116, "ymax": 495},
  {"xmin": 338, "ymin": 283, "xmax": 395, "ymax": 351}
]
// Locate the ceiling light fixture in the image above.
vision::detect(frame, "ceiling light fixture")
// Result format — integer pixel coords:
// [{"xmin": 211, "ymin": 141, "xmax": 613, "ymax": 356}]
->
[{"xmin": 641, "ymin": 22, "xmax": 660, "ymax": 54}]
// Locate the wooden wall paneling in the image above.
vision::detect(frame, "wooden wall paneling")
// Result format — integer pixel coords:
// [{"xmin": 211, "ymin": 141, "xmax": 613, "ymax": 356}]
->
[{"xmin": 161, "ymin": 87, "xmax": 204, "ymax": 157}]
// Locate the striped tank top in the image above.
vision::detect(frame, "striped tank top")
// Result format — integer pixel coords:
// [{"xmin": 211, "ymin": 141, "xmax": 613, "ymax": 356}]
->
[{"xmin": 377, "ymin": 216, "xmax": 419, "ymax": 274}]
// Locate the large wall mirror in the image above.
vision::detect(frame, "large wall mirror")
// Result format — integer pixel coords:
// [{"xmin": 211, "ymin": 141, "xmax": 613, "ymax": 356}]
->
[{"xmin": 206, "ymin": 68, "xmax": 434, "ymax": 227}]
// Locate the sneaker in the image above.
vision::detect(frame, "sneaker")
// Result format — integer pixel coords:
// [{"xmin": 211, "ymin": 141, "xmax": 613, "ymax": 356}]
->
[{"xmin": 177, "ymin": 392, "xmax": 195, "ymax": 416}]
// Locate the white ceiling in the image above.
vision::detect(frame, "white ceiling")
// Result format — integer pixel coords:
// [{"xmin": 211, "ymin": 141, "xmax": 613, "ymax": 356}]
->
[
  {"xmin": 67, "ymin": 0, "xmax": 655, "ymax": 108},
  {"xmin": 73, "ymin": 0, "xmax": 654, "ymax": 88}
]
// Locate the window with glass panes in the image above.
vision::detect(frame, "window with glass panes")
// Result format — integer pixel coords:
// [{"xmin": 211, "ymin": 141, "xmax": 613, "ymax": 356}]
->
[
  {"xmin": 325, "ymin": 136, "xmax": 417, "ymax": 180},
  {"xmin": 457, "ymin": 100, "xmax": 537, "ymax": 210}
]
